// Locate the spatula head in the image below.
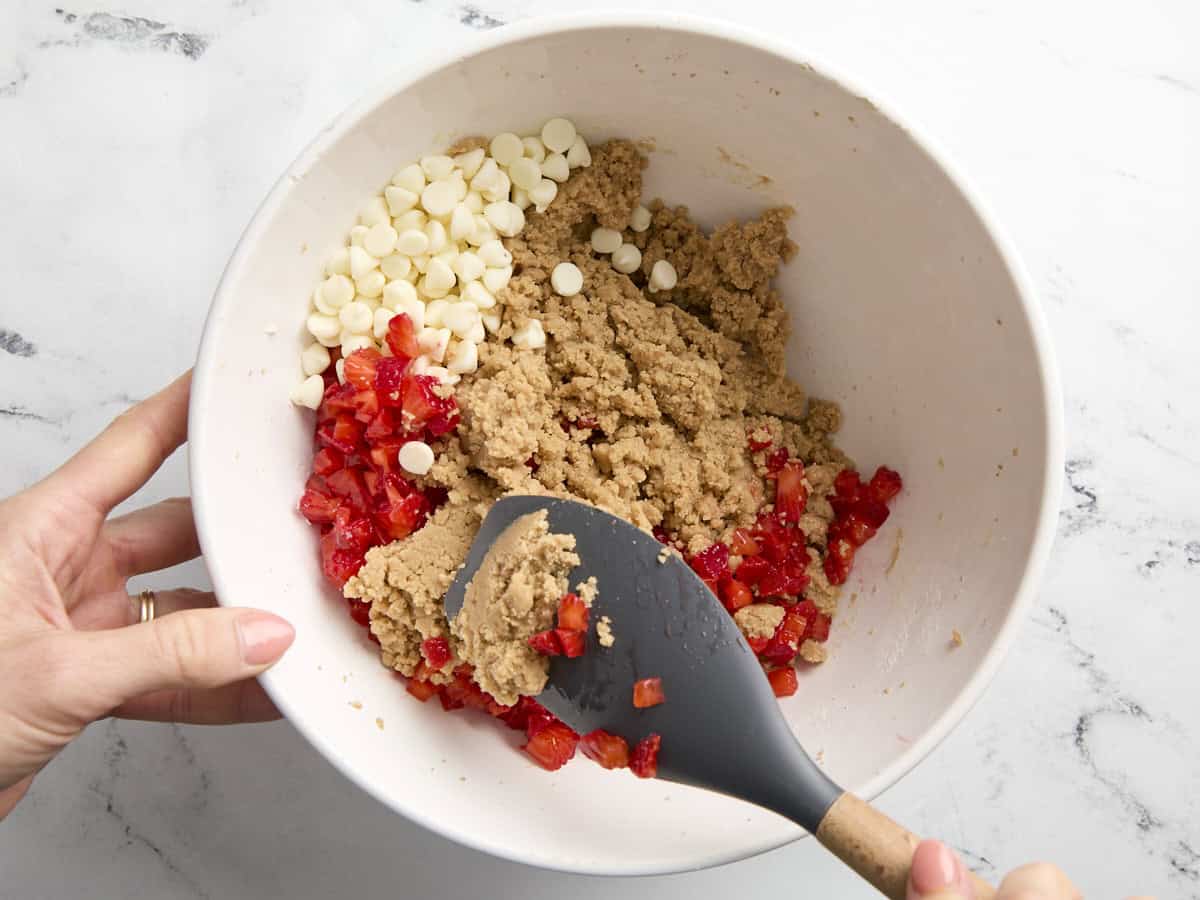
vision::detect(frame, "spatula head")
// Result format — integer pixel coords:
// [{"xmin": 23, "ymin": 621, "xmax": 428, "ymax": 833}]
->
[{"xmin": 444, "ymin": 495, "xmax": 841, "ymax": 832}]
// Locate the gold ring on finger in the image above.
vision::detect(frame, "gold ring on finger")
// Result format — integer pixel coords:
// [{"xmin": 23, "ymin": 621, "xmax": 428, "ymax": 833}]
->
[{"xmin": 138, "ymin": 589, "xmax": 156, "ymax": 623}]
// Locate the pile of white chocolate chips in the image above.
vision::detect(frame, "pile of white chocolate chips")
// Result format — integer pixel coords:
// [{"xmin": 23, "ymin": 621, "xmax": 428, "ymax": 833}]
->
[{"xmin": 289, "ymin": 117, "xmax": 675, "ymax": 480}]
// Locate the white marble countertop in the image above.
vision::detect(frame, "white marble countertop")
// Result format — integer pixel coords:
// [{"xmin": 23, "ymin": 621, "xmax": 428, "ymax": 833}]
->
[{"xmin": 2, "ymin": 1, "xmax": 1198, "ymax": 897}]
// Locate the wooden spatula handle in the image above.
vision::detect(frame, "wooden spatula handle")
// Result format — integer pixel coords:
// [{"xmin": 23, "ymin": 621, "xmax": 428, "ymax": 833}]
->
[{"xmin": 815, "ymin": 793, "xmax": 995, "ymax": 899}]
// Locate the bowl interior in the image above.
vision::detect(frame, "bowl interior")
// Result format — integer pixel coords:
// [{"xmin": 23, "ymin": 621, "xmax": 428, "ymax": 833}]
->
[{"xmin": 191, "ymin": 18, "xmax": 1058, "ymax": 875}]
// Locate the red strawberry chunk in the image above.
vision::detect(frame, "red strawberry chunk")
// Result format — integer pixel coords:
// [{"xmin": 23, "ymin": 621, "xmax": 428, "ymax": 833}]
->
[
  {"xmin": 556, "ymin": 629, "xmax": 586, "ymax": 658},
  {"xmin": 823, "ymin": 537, "xmax": 855, "ymax": 585},
  {"xmin": 385, "ymin": 312, "xmax": 420, "ymax": 360},
  {"xmin": 729, "ymin": 527, "xmax": 760, "ymax": 556},
  {"xmin": 774, "ymin": 459, "xmax": 808, "ymax": 523},
  {"xmin": 765, "ymin": 448, "xmax": 789, "ymax": 474},
  {"xmin": 767, "ymin": 667, "xmax": 799, "ymax": 697},
  {"xmin": 497, "ymin": 696, "xmax": 546, "ymax": 731},
  {"xmin": 298, "ymin": 488, "xmax": 341, "ymax": 524},
  {"xmin": 807, "ymin": 612, "xmax": 831, "ymax": 643},
  {"xmin": 318, "ymin": 531, "xmax": 364, "ymax": 587},
  {"xmin": 579, "ymin": 730, "xmax": 630, "ymax": 769},
  {"xmin": 632, "ymin": 677, "xmax": 665, "ymax": 709},
  {"xmin": 734, "ymin": 554, "xmax": 770, "ymax": 587},
  {"xmin": 347, "ymin": 598, "xmax": 371, "ymax": 628},
  {"xmin": 720, "ymin": 576, "xmax": 753, "ymax": 612},
  {"xmin": 421, "ymin": 636, "xmax": 452, "ymax": 669},
  {"xmin": 747, "ymin": 430, "xmax": 773, "ymax": 452},
  {"xmin": 760, "ymin": 607, "xmax": 807, "ymax": 665},
  {"xmin": 629, "ymin": 733, "xmax": 661, "ymax": 779},
  {"xmin": 405, "ymin": 677, "xmax": 438, "ymax": 702},
  {"xmin": 326, "ymin": 468, "xmax": 370, "ymax": 516},
  {"xmin": 834, "ymin": 468, "xmax": 863, "ymax": 499},
  {"xmin": 401, "ymin": 373, "xmax": 454, "ymax": 429},
  {"xmin": 868, "ymin": 466, "xmax": 903, "ymax": 503},
  {"xmin": 556, "ymin": 593, "xmax": 589, "ymax": 632},
  {"xmin": 688, "ymin": 542, "xmax": 730, "ymax": 581},
  {"xmin": 522, "ymin": 720, "xmax": 579, "ymax": 771},
  {"xmin": 528, "ymin": 629, "xmax": 563, "ymax": 656},
  {"xmin": 312, "ymin": 447, "xmax": 345, "ymax": 476},
  {"xmin": 343, "ymin": 347, "xmax": 382, "ymax": 390}
]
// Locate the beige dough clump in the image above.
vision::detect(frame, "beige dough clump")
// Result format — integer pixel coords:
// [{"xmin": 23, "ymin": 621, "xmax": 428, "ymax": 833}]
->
[
  {"xmin": 451, "ymin": 510, "xmax": 580, "ymax": 706},
  {"xmin": 349, "ymin": 139, "xmax": 852, "ymax": 690},
  {"xmin": 734, "ymin": 603, "xmax": 787, "ymax": 640}
]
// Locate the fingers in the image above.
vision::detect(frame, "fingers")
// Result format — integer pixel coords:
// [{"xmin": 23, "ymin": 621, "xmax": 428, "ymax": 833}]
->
[
  {"xmin": 44, "ymin": 371, "xmax": 192, "ymax": 515},
  {"xmin": 104, "ymin": 498, "xmax": 200, "ymax": 577},
  {"xmin": 112, "ymin": 678, "xmax": 281, "ymax": 725},
  {"xmin": 998, "ymin": 863, "xmax": 1081, "ymax": 899},
  {"xmin": 0, "ymin": 775, "xmax": 34, "ymax": 822},
  {"xmin": 60, "ymin": 607, "xmax": 294, "ymax": 720},
  {"xmin": 907, "ymin": 840, "xmax": 974, "ymax": 900}
]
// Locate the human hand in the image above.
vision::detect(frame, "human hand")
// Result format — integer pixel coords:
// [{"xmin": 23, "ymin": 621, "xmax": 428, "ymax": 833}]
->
[
  {"xmin": 907, "ymin": 839, "xmax": 1144, "ymax": 900},
  {"xmin": 0, "ymin": 372, "xmax": 294, "ymax": 819}
]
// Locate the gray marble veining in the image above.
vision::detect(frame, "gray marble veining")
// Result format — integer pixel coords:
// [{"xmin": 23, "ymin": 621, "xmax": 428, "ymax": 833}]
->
[{"xmin": 2, "ymin": 0, "xmax": 1198, "ymax": 897}]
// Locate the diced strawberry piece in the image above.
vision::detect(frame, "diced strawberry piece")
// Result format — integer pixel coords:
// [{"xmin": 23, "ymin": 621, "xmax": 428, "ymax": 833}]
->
[
  {"xmin": 421, "ymin": 636, "xmax": 452, "ymax": 669},
  {"xmin": 362, "ymin": 469, "xmax": 382, "ymax": 498},
  {"xmin": 824, "ymin": 537, "xmax": 855, "ymax": 585},
  {"xmin": 734, "ymin": 554, "xmax": 770, "ymax": 587},
  {"xmin": 761, "ymin": 607, "xmax": 807, "ymax": 665},
  {"xmin": 768, "ymin": 666, "xmax": 799, "ymax": 697},
  {"xmin": 834, "ymin": 468, "xmax": 863, "ymax": 500},
  {"xmin": 747, "ymin": 430, "xmax": 773, "ymax": 452},
  {"xmin": 498, "ymin": 696, "xmax": 545, "ymax": 731},
  {"xmin": 406, "ymin": 677, "xmax": 438, "ymax": 702},
  {"xmin": 774, "ymin": 459, "xmax": 808, "ymax": 523},
  {"xmin": 652, "ymin": 525, "xmax": 672, "ymax": 545},
  {"xmin": 556, "ymin": 628, "xmax": 586, "ymax": 658},
  {"xmin": 629, "ymin": 733, "xmax": 661, "ymax": 779},
  {"xmin": 528, "ymin": 629, "xmax": 563, "ymax": 656},
  {"xmin": 320, "ymin": 382, "xmax": 358, "ymax": 418},
  {"xmin": 331, "ymin": 507, "xmax": 374, "ymax": 554},
  {"xmin": 401, "ymin": 373, "xmax": 455, "ymax": 430},
  {"xmin": 756, "ymin": 563, "xmax": 809, "ymax": 599},
  {"xmin": 347, "ymin": 598, "xmax": 371, "ymax": 628},
  {"xmin": 312, "ymin": 447, "xmax": 345, "ymax": 477},
  {"xmin": 840, "ymin": 511, "xmax": 878, "ymax": 546},
  {"xmin": 580, "ymin": 730, "xmax": 630, "ymax": 769},
  {"xmin": 326, "ymin": 467, "xmax": 370, "ymax": 515},
  {"xmin": 522, "ymin": 720, "xmax": 579, "ymax": 771},
  {"xmin": 385, "ymin": 312, "xmax": 420, "ymax": 360},
  {"xmin": 343, "ymin": 348, "xmax": 382, "ymax": 390},
  {"xmin": 375, "ymin": 491, "xmax": 428, "ymax": 541},
  {"xmin": 298, "ymin": 488, "xmax": 341, "ymax": 524},
  {"xmin": 437, "ymin": 687, "xmax": 466, "ymax": 711},
  {"xmin": 426, "ymin": 411, "xmax": 460, "ymax": 438},
  {"xmin": 857, "ymin": 498, "xmax": 891, "ymax": 530},
  {"xmin": 747, "ymin": 635, "xmax": 770, "ymax": 654},
  {"xmin": 317, "ymin": 415, "xmax": 363, "ymax": 455},
  {"xmin": 365, "ymin": 408, "xmax": 403, "ymax": 443},
  {"xmin": 729, "ymin": 527, "xmax": 760, "ymax": 556},
  {"xmin": 720, "ymin": 576, "xmax": 754, "ymax": 612},
  {"xmin": 688, "ymin": 542, "xmax": 730, "ymax": 580},
  {"xmin": 375, "ymin": 356, "xmax": 409, "ymax": 400},
  {"xmin": 557, "ymin": 593, "xmax": 589, "ymax": 632},
  {"xmin": 868, "ymin": 466, "xmax": 903, "ymax": 503},
  {"xmin": 632, "ymin": 677, "xmax": 665, "ymax": 709},
  {"xmin": 808, "ymin": 613, "xmax": 831, "ymax": 643},
  {"xmin": 765, "ymin": 448, "xmax": 789, "ymax": 474},
  {"xmin": 319, "ymin": 531, "xmax": 364, "ymax": 587}
]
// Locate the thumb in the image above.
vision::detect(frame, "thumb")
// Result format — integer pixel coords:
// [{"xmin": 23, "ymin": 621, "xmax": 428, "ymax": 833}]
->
[
  {"xmin": 907, "ymin": 840, "xmax": 974, "ymax": 900},
  {"xmin": 66, "ymin": 608, "xmax": 294, "ymax": 715}
]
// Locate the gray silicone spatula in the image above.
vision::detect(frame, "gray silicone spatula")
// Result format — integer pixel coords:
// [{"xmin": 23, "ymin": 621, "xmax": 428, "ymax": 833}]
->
[{"xmin": 445, "ymin": 495, "xmax": 994, "ymax": 899}]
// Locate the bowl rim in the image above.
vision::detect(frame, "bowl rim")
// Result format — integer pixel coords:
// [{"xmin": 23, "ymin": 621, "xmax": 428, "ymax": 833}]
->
[{"xmin": 190, "ymin": 9, "xmax": 1065, "ymax": 876}]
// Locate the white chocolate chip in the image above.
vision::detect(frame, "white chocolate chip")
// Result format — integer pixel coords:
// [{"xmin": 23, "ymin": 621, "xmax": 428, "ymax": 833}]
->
[
  {"xmin": 481, "ymin": 171, "xmax": 511, "ymax": 203},
  {"xmin": 489, "ymin": 132, "xmax": 524, "ymax": 166},
  {"xmin": 461, "ymin": 280, "xmax": 495, "ymax": 310},
  {"xmin": 478, "ymin": 239, "xmax": 512, "ymax": 268},
  {"xmin": 290, "ymin": 374, "xmax": 325, "ymax": 410},
  {"xmin": 522, "ymin": 135, "xmax": 546, "ymax": 163},
  {"xmin": 398, "ymin": 440, "xmax": 436, "ymax": 475},
  {"xmin": 348, "ymin": 246, "xmax": 379, "ymax": 281},
  {"xmin": 481, "ymin": 310, "xmax": 502, "ymax": 334},
  {"xmin": 338, "ymin": 300, "xmax": 374, "ymax": 334},
  {"xmin": 364, "ymin": 223, "xmax": 398, "ymax": 258},
  {"xmin": 511, "ymin": 187, "xmax": 531, "ymax": 211},
  {"xmin": 470, "ymin": 158, "xmax": 501, "ymax": 195},
  {"xmin": 449, "ymin": 203, "xmax": 475, "ymax": 242},
  {"xmin": 372, "ymin": 306, "xmax": 396, "ymax": 340},
  {"xmin": 393, "ymin": 209, "xmax": 427, "ymax": 232},
  {"xmin": 420, "ymin": 154, "xmax": 455, "ymax": 181},
  {"xmin": 484, "ymin": 201, "xmax": 525, "ymax": 237},
  {"xmin": 360, "ymin": 196, "xmax": 390, "ymax": 227},
  {"xmin": 320, "ymin": 274, "xmax": 355, "ymax": 308},
  {"xmin": 312, "ymin": 285, "xmax": 338, "ymax": 316},
  {"xmin": 454, "ymin": 148, "xmax": 485, "ymax": 179},
  {"xmin": 453, "ymin": 251, "xmax": 485, "ymax": 284},
  {"xmin": 446, "ymin": 339, "xmax": 479, "ymax": 374},
  {"xmin": 301, "ymin": 342, "xmax": 331, "ymax": 376},
  {"xmin": 511, "ymin": 319, "xmax": 546, "ymax": 350},
  {"xmin": 417, "ymin": 326, "xmax": 452, "ymax": 361},
  {"xmin": 424, "ymin": 219, "xmax": 448, "ymax": 254},
  {"xmin": 355, "ymin": 269, "xmax": 385, "ymax": 298},
  {"xmin": 648, "ymin": 259, "xmax": 678, "ymax": 292},
  {"xmin": 566, "ymin": 136, "xmax": 591, "ymax": 168},
  {"xmin": 550, "ymin": 262, "xmax": 583, "ymax": 297},
  {"xmin": 508, "ymin": 157, "xmax": 542, "ymax": 191},
  {"xmin": 630, "ymin": 205, "xmax": 652, "ymax": 232},
  {"xmin": 467, "ymin": 215, "xmax": 497, "ymax": 247},
  {"xmin": 529, "ymin": 178, "xmax": 557, "ymax": 212},
  {"xmin": 421, "ymin": 180, "xmax": 459, "ymax": 219},
  {"xmin": 341, "ymin": 333, "xmax": 374, "ymax": 358},
  {"xmin": 384, "ymin": 185, "xmax": 418, "ymax": 216},
  {"xmin": 392, "ymin": 163, "xmax": 426, "ymax": 193},
  {"xmin": 590, "ymin": 227, "xmax": 622, "ymax": 254},
  {"xmin": 443, "ymin": 301, "xmax": 481, "ymax": 338},
  {"xmin": 423, "ymin": 299, "xmax": 449, "ymax": 328},
  {"xmin": 395, "ymin": 228, "xmax": 430, "ymax": 257},
  {"xmin": 423, "ymin": 257, "xmax": 457, "ymax": 296},
  {"xmin": 325, "ymin": 247, "xmax": 351, "ymax": 276},
  {"xmin": 541, "ymin": 152, "xmax": 569, "ymax": 183},
  {"xmin": 482, "ymin": 265, "xmax": 512, "ymax": 295},
  {"xmin": 349, "ymin": 224, "xmax": 369, "ymax": 247},
  {"xmin": 380, "ymin": 253, "xmax": 412, "ymax": 281},
  {"xmin": 541, "ymin": 117, "xmax": 577, "ymax": 153},
  {"xmin": 612, "ymin": 243, "xmax": 642, "ymax": 274},
  {"xmin": 463, "ymin": 190, "xmax": 484, "ymax": 213},
  {"xmin": 382, "ymin": 279, "xmax": 418, "ymax": 311}
]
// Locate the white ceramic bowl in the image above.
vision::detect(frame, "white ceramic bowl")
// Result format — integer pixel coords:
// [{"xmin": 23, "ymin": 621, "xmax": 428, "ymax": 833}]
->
[{"xmin": 191, "ymin": 13, "xmax": 1063, "ymax": 876}]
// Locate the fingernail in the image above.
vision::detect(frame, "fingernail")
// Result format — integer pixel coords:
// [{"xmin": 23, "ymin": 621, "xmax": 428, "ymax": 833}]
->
[
  {"xmin": 911, "ymin": 840, "xmax": 961, "ymax": 896},
  {"xmin": 237, "ymin": 612, "xmax": 295, "ymax": 666}
]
